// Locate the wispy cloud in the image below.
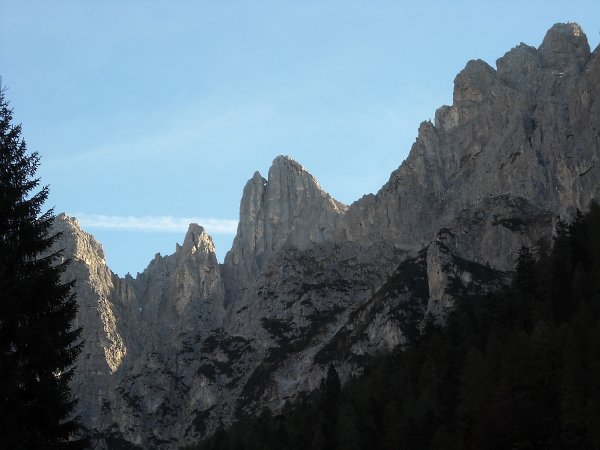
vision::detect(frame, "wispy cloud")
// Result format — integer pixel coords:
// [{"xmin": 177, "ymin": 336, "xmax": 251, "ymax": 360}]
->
[{"xmin": 71, "ymin": 213, "xmax": 238, "ymax": 234}]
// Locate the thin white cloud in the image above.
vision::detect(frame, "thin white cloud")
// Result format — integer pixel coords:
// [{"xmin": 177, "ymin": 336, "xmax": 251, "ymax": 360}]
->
[{"xmin": 71, "ymin": 213, "xmax": 238, "ymax": 234}]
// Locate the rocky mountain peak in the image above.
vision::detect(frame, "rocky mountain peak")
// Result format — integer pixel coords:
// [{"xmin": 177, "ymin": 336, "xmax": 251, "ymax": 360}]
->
[
  {"xmin": 223, "ymin": 155, "xmax": 346, "ymax": 301},
  {"xmin": 496, "ymin": 43, "xmax": 541, "ymax": 92},
  {"xmin": 266, "ymin": 155, "xmax": 337, "ymax": 202},
  {"xmin": 270, "ymin": 154, "xmax": 304, "ymax": 175},
  {"xmin": 453, "ymin": 59, "xmax": 499, "ymax": 103},
  {"xmin": 339, "ymin": 22, "xmax": 598, "ymax": 264},
  {"xmin": 54, "ymin": 213, "xmax": 107, "ymax": 266},
  {"xmin": 265, "ymin": 154, "xmax": 347, "ymax": 217},
  {"xmin": 181, "ymin": 223, "xmax": 214, "ymax": 256},
  {"xmin": 539, "ymin": 22, "xmax": 590, "ymax": 72}
]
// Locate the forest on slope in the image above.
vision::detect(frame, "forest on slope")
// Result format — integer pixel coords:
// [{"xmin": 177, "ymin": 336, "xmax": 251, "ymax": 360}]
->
[{"xmin": 187, "ymin": 203, "xmax": 600, "ymax": 450}]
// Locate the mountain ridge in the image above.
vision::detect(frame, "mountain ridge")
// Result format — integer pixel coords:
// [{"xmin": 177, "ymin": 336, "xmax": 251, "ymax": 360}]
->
[{"xmin": 52, "ymin": 23, "xmax": 599, "ymax": 449}]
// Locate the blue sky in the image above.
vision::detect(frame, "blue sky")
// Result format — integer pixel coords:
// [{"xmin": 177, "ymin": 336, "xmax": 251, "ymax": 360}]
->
[{"xmin": 2, "ymin": 1, "xmax": 599, "ymax": 276}]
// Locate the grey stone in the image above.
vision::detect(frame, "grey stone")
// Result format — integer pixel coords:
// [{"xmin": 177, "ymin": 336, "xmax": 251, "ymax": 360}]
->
[{"xmin": 52, "ymin": 23, "xmax": 600, "ymax": 449}]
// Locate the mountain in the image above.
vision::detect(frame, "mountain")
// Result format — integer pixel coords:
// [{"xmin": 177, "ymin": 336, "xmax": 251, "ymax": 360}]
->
[
  {"xmin": 192, "ymin": 205, "xmax": 600, "ymax": 450},
  {"xmin": 53, "ymin": 23, "xmax": 599, "ymax": 449}
]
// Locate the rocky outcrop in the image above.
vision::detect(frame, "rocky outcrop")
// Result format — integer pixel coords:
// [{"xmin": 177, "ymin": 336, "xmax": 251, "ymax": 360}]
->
[
  {"xmin": 223, "ymin": 155, "xmax": 347, "ymax": 303},
  {"xmin": 54, "ymin": 217, "xmax": 226, "ymax": 448},
  {"xmin": 313, "ymin": 241, "xmax": 507, "ymax": 369},
  {"xmin": 56, "ymin": 23, "xmax": 600, "ymax": 449},
  {"xmin": 339, "ymin": 22, "xmax": 599, "ymax": 269},
  {"xmin": 132, "ymin": 223, "xmax": 225, "ymax": 337},
  {"xmin": 51, "ymin": 215, "xmax": 127, "ymax": 432}
]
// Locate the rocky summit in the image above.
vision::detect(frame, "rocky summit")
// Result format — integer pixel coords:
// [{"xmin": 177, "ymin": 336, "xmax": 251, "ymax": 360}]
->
[{"xmin": 52, "ymin": 23, "xmax": 599, "ymax": 449}]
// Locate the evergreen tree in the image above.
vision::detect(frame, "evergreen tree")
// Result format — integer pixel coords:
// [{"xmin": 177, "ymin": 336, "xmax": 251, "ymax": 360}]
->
[
  {"xmin": 0, "ymin": 88, "xmax": 86, "ymax": 448},
  {"xmin": 311, "ymin": 365, "xmax": 341, "ymax": 450}
]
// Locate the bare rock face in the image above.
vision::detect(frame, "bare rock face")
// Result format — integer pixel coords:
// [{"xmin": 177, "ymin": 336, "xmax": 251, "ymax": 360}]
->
[
  {"xmin": 51, "ymin": 215, "xmax": 127, "ymax": 433},
  {"xmin": 314, "ymin": 241, "xmax": 507, "ymax": 371},
  {"xmin": 539, "ymin": 22, "xmax": 590, "ymax": 73},
  {"xmin": 223, "ymin": 155, "xmax": 346, "ymax": 302},
  {"xmin": 53, "ymin": 215, "xmax": 126, "ymax": 373},
  {"xmin": 339, "ymin": 22, "xmax": 599, "ymax": 269},
  {"xmin": 53, "ymin": 216, "xmax": 226, "ymax": 448},
  {"xmin": 220, "ymin": 240, "xmax": 405, "ymax": 417},
  {"xmin": 60, "ymin": 23, "xmax": 600, "ymax": 449},
  {"xmin": 106, "ymin": 225, "xmax": 226, "ymax": 447},
  {"xmin": 133, "ymin": 223, "xmax": 225, "ymax": 336}
]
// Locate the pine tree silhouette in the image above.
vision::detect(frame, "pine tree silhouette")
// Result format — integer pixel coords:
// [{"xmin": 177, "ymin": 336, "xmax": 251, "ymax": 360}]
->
[{"xmin": 0, "ymin": 87, "xmax": 87, "ymax": 449}]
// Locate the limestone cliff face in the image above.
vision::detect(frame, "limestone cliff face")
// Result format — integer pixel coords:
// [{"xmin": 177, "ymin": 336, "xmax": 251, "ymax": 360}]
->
[
  {"xmin": 339, "ymin": 23, "xmax": 599, "ymax": 269},
  {"xmin": 108, "ymin": 225, "xmax": 226, "ymax": 448},
  {"xmin": 133, "ymin": 223, "xmax": 225, "ymax": 337},
  {"xmin": 58, "ymin": 23, "xmax": 600, "ymax": 449},
  {"xmin": 54, "ymin": 217, "xmax": 226, "ymax": 448},
  {"xmin": 51, "ymin": 215, "xmax": 127, "ymax": 432},
  {"xmin": 223, "ymin": 155, "xmax": 347, "ymax": 301}
]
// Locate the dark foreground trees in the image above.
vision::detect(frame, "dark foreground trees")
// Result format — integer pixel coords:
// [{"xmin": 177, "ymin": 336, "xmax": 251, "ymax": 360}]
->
[
  {"xmin": 0, "ymin": 88, "xmax": 86, "ymax": 449},
  {"xmin": 189, "ymin": 203, "xmax": 600, "ymax": 450}
]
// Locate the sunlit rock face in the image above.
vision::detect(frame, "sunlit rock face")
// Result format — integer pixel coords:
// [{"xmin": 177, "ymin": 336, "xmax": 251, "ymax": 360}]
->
[
  {"xmin": 54, "ymin": 216, "xmax": 226, "ymax": 448},
  {"xmin": 223, "ymin": 155, "xmax": 347, "ymax": 305},
  {"xmin": 51, "ymin": 215, "xmax": 126, "ymax": 431},
  {"xmin": 339, "ymin": 22, "xmax": 599, "ymax": 269},
  {"xmin": 58, "ymin": 23, "xmax": 600, "ymax": 449}
]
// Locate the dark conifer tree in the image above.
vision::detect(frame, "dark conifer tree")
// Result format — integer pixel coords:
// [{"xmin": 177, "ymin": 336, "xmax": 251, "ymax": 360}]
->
[
  {"xmin": 0, "ymin": 88, "xmax": 86, "ymax": 448},
  {"xmin": 310, "ymin": 365, "xmax": 341, "ymax": 450}
]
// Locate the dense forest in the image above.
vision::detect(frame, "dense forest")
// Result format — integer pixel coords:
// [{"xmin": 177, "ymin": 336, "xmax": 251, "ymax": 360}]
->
[{"xmin": 187, "ymin": 203, "xmax": 600, "ymax": 450}]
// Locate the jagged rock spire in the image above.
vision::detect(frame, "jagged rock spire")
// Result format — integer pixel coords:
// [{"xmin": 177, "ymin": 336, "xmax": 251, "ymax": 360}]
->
[
  {"xmin": 224, "ymin": 155, "xmax": 346, "ymax": 300},
  {"xmin": 539, "ymin": 22, "xmax": 590, "ymax": 72}
]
